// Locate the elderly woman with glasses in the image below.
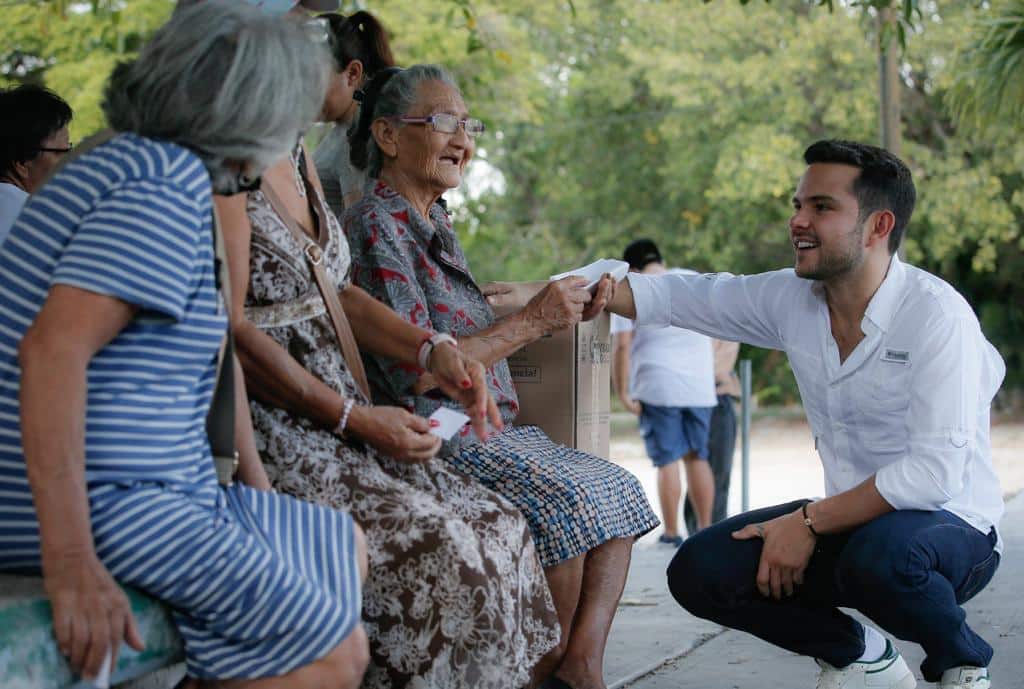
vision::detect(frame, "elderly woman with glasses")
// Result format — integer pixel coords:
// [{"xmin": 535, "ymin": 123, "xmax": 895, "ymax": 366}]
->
[
  {"xmin": 0, "ymin": 85, "xmax": 73, "ymax": 244},
  {"xmin": 0, "ymin": 4, "xmax": 370, "ymax": 688},
  {"xmin": 344, "ymin": 64, "xmax": 660, "ymax": 689},
  {"xmin": 214, "ymin": 10, "xmax": 559, "ymax": 688}
]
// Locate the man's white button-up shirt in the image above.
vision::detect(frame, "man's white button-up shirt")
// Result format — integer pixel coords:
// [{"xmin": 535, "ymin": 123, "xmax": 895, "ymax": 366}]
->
[{"xmin": 628, "ymin": 256, "xmax": 1005, "ymax": 547}]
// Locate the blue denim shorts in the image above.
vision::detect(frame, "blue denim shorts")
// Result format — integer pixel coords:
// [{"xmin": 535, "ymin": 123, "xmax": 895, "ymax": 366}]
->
[{"xmin": 639, "ymin": 403, "xmax": 714, "ymax": 467}]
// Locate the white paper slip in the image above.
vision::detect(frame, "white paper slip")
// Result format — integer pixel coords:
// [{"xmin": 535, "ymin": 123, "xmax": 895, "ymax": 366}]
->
[
  {"xmin": 429, "ymin": 407, "xmax": 470, "ymax": 440},
  {"xmin": 550, "ymin": 258, "xmax": 630, "ymax": 292},
  {"xmin": 92, "ymin": 648, "xmax": 112, "ymax": 689}
]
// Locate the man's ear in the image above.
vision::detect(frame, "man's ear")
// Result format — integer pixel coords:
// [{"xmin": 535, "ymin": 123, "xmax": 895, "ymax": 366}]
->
[
  {"xmin": 371, "ymin": 118, "xmax": 399, "ymax": 158},
  {"xmin": 345, "ymin": 59, "xmax": 364, "ymax": 88},
  {"xmin": 865, "ymin": 209, "xmax": 895, "ymax": 250}
]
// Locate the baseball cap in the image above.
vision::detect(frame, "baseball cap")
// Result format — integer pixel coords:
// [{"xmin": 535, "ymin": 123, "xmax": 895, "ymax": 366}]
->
[
  {"xmin": 622, "ymin": 239, "xmax": 663, "ymax": 271},
  {"xmin": 243, "ymin": 0, "xmax": 339, "ymax": 16}
]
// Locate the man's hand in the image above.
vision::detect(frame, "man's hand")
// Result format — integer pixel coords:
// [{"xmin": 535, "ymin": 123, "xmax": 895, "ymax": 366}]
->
[
  {"xmin": 347, "ymin": 405, "xmax": 442, "ymax": 463},
  {"xmin": 523, "ymin": 277, "xmax": 590, "ymax": 333},
  {"xmin": 44, "ymin": 549, "xmax": 144, "ymax": 680},
  {"xmin": 732, "ymin": 508, "xmax": 816, "ymax": 599},
  {"xmin": 620, "ymin": 397, "xmax": 641, "ymax": 415},
  {"xmin": 427, "ymin": 343, "xmax": 503, "ymax": 440}
]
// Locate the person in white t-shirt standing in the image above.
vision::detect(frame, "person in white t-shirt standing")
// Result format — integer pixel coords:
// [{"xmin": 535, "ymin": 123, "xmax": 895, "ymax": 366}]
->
[
  {"xmin": 612, "ymin": 239, "xmax": 717, "ymax": 547},
  {"xmin": 607, "ymin": 140, "xmax": 1003, "ymax": 689}
]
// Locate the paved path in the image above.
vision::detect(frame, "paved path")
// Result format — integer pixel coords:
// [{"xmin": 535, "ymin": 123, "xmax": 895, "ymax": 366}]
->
[{"xmin": 603, "ymin": 491, "xmax": 1024, "ymax": 689}]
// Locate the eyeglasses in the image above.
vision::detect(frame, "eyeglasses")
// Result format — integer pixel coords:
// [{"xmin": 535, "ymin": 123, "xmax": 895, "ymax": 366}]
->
[
  {"xmin": 37, "ymin": 144, "xmax": 73, "ymax": 155},
  {"xmin": 396, "ymin": 113, "xmax": 485, "ymax": 138}
]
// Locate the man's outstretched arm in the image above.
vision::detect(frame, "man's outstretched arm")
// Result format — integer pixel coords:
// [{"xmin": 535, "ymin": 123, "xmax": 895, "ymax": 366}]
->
[
  {"xmin": 607, "ymin": 277, "xmax": 637, "ymax": 319},
  {"xmin": 609, "ymin": 270, "xmax": 790, "ymax": 351}
]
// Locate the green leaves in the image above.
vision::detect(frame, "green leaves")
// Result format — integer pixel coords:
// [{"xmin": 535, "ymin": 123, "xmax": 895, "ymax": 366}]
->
[
  {"xmin": 0, "ymin": 0, "xmax": 174, "ymax": 141},
  {"xmin": 947, "ymin": 0, "xmax": 1024, "ymax": 135}
]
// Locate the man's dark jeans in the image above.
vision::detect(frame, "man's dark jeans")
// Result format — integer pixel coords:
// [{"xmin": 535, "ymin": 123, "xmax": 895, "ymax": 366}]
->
[
  {"xmin": 668, "ymin": 500, "xmax": 1000, "ymax": 682},
  {"xmin": 684, "ymin": 393, "xmax": 736, "ymax": 534}
]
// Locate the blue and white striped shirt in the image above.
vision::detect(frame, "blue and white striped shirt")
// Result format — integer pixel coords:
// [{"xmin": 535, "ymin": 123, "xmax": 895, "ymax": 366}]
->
[{"xmin": 0, "ymin": 133, "xmax": 226, "ymax": 568}]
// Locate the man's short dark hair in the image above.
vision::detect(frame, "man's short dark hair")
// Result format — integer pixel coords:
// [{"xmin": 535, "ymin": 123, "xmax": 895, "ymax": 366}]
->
[
  {"xmin": 0, "ymin": 84, "xmax": 73, "ymax": 179},
  {"xmin": 623, "ymin": 238, "xmax": 663, "ymax": 271},
  {"xmin": 803, "ymin": 139, "xmax": 916, "ymax": 255}
]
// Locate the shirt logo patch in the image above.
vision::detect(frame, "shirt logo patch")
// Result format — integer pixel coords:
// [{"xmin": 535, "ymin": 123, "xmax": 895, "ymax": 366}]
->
[{"xmin": 882, "ymin": 348, "xmax": 910, "ymax": 364}]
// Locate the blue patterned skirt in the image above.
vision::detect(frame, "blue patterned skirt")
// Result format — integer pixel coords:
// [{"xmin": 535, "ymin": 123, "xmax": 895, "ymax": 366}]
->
[{"xmin": 450, "ymin": 425, "xmax": 659, "ymax": 567}]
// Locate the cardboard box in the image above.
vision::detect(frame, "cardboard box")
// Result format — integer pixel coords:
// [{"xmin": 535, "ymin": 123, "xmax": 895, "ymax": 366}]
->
[{"xmin": 488, "ymin": 281, "xmax": 611, "ymax": 459}]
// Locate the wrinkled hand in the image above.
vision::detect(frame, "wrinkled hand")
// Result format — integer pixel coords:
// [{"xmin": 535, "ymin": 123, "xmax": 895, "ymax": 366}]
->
[
  {"xmin": 732, "ymin": 509, "xmax": 816, "ymax": 599},
  {"xmin": 44, "ymin": 550, "xmax": 144, "ymax": 681},
  {"xmin": 428, "ymin": 343, "xmax": 503, "ymax": 440},
  {"xmin": 582, "ymin": 274, "xmax": 615, "ymax": 321},
  {"xmin": 348, "ymin": 405, "xmax": 441, "ymax": 463},
  {"xmin": 524, "ymin": 276, "xmax": 590, "ymax": 333}
]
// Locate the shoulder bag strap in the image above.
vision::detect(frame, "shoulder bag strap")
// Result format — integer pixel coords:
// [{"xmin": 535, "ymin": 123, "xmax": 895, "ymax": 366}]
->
[
  {"xmin": 259, "ymin": 180, "xmax": 371, "ymax": 400},
  {"xmin": 206, "ymin": 208, "xmax": 239, "ymax": 484}
]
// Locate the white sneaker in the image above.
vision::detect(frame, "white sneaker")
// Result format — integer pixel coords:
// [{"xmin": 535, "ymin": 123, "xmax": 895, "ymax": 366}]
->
[
  {"xmin": 815, "ymin": 640, "xmax": 917, "ymax": 689},
  {"xmin": 940, "ymin": 666, "xmax": 991, "ymax": 688}
]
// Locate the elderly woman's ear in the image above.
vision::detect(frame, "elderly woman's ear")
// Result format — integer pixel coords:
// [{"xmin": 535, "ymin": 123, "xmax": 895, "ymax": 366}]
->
[
  {"xmin": 344, "ymin": 59, "xmax": 364, "ymax": 88},
  {"xmin": 370, "ymin": 118, "xmax": 399, "ymax": 158}
]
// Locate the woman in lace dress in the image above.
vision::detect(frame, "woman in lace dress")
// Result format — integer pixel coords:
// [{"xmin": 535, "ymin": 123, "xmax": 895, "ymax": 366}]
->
[{"xmin": 215, "ymin": 140, "xmax": 559, "ymax": 687}]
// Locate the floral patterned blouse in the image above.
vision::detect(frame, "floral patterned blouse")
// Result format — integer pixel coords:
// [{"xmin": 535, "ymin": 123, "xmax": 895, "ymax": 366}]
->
[{"xmin": 344, "ymin": 181, "xmax": 520, "ymax": 452}]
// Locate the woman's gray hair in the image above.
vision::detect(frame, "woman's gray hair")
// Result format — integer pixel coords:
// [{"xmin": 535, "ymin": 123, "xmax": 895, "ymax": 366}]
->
[
  {"xmin": 103, "ymin": 1, "xmax": 332, "ymax": 191},
  {"xmin": 349, "ymin": 64, "xmax": 460, "ymax": 178}
]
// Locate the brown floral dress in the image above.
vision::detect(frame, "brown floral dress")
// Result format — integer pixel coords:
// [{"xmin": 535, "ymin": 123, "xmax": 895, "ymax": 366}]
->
[{"xmin": 242, "ymin": 154, "xmax": 560, "ymax": 689}]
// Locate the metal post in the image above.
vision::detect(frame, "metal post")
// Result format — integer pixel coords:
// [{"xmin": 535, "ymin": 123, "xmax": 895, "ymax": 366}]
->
[{"xmin": 740, "ymin": 359, "xmax": 752, "ymax": 512}]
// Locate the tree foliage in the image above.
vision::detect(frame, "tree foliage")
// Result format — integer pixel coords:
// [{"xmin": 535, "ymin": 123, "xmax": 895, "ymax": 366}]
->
[
  {"xmin": 948, "ymin": 0, "xmax": 1024, "ymax": 134},
  {"xmin": 0, "ymin": 1, "xmax": 173, "ymax": 138},
  {"xmin": 3, "ymin": 0, "xmax": 1021, "ymax": 403}
]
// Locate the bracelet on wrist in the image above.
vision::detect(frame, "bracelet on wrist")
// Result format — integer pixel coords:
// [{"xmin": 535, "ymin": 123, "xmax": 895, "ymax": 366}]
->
[
  {"xmin": 415, "ymin": 334, "xmax": 434, "ymax": 370},
  {"xmin": 333, "ymin": 398, "xmax": 356, "ymax": 437},
  {"xmin": 801, "ymin": 501, "xmax": 819, "ymax": 537},
  {"xmin": 417, "ymin": 332, "xmax": 458, "ymax": 370}
]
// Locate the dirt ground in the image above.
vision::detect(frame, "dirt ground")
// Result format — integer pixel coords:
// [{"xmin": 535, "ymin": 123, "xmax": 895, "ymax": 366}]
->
[{"xmin": 609, "ymin": 413, "xmax": 1024, "ymax": 544}]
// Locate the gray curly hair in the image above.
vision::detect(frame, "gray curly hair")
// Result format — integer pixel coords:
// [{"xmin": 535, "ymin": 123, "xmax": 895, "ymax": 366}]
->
[{"xmin": 103, "ymin": 1, "xmax": 332, "ymax": 191}]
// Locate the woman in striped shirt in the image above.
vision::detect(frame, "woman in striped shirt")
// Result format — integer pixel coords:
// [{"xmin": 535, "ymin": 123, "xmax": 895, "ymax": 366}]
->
[{"xmin": 0, "ymin": 4, "xmax": 369, "ymax": 687}]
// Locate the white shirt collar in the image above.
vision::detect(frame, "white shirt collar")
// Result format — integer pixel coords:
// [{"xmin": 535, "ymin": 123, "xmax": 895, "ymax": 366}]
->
[
  {"xmin": 808, "ymin": 253, "xmax": 907, "ymax": 334},
  {"xmin": 863, "ymin": 254, "xmax": 906, "ymax": 333}
]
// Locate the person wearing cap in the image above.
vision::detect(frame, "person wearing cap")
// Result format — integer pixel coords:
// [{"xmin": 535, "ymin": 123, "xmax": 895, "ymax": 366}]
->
[
  {"xmin": 0, "ymin": 85, "xmax": 72, "ymax": 245},
  {"xmin": 611, "ymin": 239, "xmax": 718, "ymax": 546},
  {"xmin": 606, "ymin": 140, "xmax": 1004, "ymax": 689}
]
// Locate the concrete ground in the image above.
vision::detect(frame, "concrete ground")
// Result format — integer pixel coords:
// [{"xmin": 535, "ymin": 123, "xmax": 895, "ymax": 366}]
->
[{"xmin": 602, "ymin": 413, "xmax": 1024, "ymax": 689}]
